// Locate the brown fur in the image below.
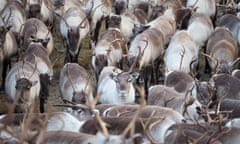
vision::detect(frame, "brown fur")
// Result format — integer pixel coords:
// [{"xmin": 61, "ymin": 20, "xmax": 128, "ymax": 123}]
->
[
  {"xmin": 206, "ymin": 27, "xmax": 238, "ymax": 73},
  {"xmin": 210, "ymin": 73, "xmax": 240, "ymax": 100},
  {"xmin": 165, "ymin": 71, "xmax": 194, "ymax": 94},
  {"xmin": 22, "ymin": 18, "xmax": 54, "ymax": 55}
]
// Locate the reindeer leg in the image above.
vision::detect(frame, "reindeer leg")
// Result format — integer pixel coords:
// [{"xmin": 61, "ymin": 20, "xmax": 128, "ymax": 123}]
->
[
  {"xmin": 0, "ymin": 59, "xmax": 10, "ymax": 92},
  {"xmin": 105, "ymin": 16, "xmax": 109, "ymax": 29},
  {"xmin": 73, "ymin": 44, "xmax": 82, "ymax": 63},
  {"xmin": 93, "ymin": 17, "xmax": 104, "ymax": 43}
]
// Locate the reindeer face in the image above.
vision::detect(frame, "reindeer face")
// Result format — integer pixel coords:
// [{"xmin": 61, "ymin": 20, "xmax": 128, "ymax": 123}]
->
[
  {"xmin": 111, "ymin": 72, "xmax": 139, "ymax": 99},
  {"xmin": 29, "ymin": 4, "xmax": 41, "ymax": 18},
  {"xmin": 67, "ymin": 28, "xmax": 80, "ymax": 55},
  {"xmin": 108, "ymin": 14, "xmax": 121, "ymax": 29},
  {"xmin": 72, "ymin": 91, "xmax": 87, "ymax": 104},
  {"xmin": 15, "ymin": 78, "xmax": 38, "ymax": 106}
]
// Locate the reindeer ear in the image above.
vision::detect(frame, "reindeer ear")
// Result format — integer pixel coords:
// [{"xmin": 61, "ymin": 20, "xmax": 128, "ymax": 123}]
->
[
  {"xmin": 109, "ymin": 73, "xmax": 118, "ymax": 82},
  {"xmin": 129, "ymin": 72, "xmax": 139, "ymax": 80}
]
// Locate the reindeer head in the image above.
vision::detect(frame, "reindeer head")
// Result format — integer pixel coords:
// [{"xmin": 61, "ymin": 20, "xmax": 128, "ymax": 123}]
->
[
  {"xmin": 110, "ymin": 71, "xmax": 139, "ymax": 99},
  {"xmin": 108, "ymin": 14, "xmax": 121, "ymax": 29},
  {"xmin": 114, "ymin": 0, "xmax": 127, "ymax": 14},
  {"xmin": 67, "ymin": 27, "xmax": 80, "ymax": 55},
  {"xmin": 72, "ymin": 90, "xmax": 88, "ymax": 104},
  {"xmin": 15, "ymin": 78, "xmax": 38, "ymax": 109},
  {"xmin": 29, "ymin": 3, "xmax": 41, "ymax": 18},
  {"xmin": 29, "ymin": 35, "xmax": 50, "ymax": 48}
]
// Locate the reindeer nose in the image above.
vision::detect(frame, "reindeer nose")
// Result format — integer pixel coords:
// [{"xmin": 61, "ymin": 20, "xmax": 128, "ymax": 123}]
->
[{"xmin": 119, "ymin": 90, "xmax": 128, "ymax": 97}]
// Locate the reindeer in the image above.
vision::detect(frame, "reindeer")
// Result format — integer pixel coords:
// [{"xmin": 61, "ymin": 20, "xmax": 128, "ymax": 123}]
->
[
  {"xmin": 219, "ymin": 14, "xmax": 240, "ymax": 55},
  {"xmin": 0, "ymin": 112, "xmax": 125, "ymax": 144},
  {"xmin": 164, "ymin": 71, "xmax": 195, "ymax": 95},
  {"xmin": 59, "ymin": 63, "xmax": 94, "ymax": 110},
  {"xmin": 0, "ymin": 0, "xmax": 26, "ymax": 41},
  {"xmin": 128, "ymin": 27, "xmax": 165, "ymax": 96},
  {"xmin": 187, "ymin": 12, "xmax": 214, "ymax": 48},
  {"xmin": 147, "ymin": 84, "xmax": 203, "ymax": 123},
  {"xmin": 4, "ymin": 61, "xmax": 40, "ymax": 113},
  {"xmin": 97, "ymin": 66, "xmax": 139, "ymax": 104},
  {"xmin": 165, "ymin": 122, "xmax": 240, "ymax": 144},
  {"xmin": 85, "ymin": 0, "xmax": 112, "ymax": 43},
  {"xmin": 21, "ymin": 18, "xmax": 54, "ymax": 56},
  {"xmin": 98, "ymin": 104, "xmax": 185, "ymax": 123},
  {"xmin": 0, "ymin": 23, "xmax": 18, "ymax": 91},
  {"xmin": 40, "ymin": 0, "xmax": 84, "ymax": 30},
  {"xmin": 164, "ymin": 30, "xmax": 199, "ymax": 76},
  {"xmin": 23, "ymin": 42, "xmax": 53, "ymax": 113},
  {"xmin": 186, "ymin": 0, "xmax": 216, "ymax": 19},
  {"xmin": 0, "ymin": 112, "xmax": 86, "ymax": 142},
  {"xmin": 37, "ymin": 131, "xmax": 135, "ymax": 144},
  {"xmin": 209, "ymin": 73, "xmax": 240, "ymax": 101},
  {"xmin": 60, "ymin": 6, "xmax": 90, "ymax": 63},
  {"xmin": 205, "ymin": 27, "xmax": 238, "ymax": 74},
  {"xmin": 91, "ymin": 14, "xmax": 127, "ymax": 76},
  {"xmin": 113, "ymin": 0, "xmax": 128, "ymax": 15},
  {"xmin": 118, "ymin": 2, "xmax": 149, "ymax": 43},
  {"xmin": 80, "ymin": 116, "xmax": 180, "ymax": 143},
  {"xmin": 164, "ymin": 123, "xmax": 224, "ymax": 144}
]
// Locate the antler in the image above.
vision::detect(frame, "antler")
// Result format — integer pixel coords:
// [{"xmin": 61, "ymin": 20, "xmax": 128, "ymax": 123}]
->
[
  {"xmin": 179, "ymin": 45, "xmax": 186, "ymax": 71},
  {"xmin": 128, "ymin": 39, "xmax": 148, "ymax": 72},
  {"xmin": 122, "ymin": 85, "xmax": 146, "ymax": 138},
  {"xmin": 66, "ymin": 64, "xmax": 77, "ymax": 97},
  {"xmin": 29, "ymin": 54, "xmax": 38, "ymax": 79},
  {"xmin": 200, "ymin": 52, "xmax": 219, "ymax": 74}
]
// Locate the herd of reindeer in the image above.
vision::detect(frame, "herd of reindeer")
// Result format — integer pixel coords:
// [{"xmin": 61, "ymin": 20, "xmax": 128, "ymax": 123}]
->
[{"xmin": 1, "ymin": 0, "xmax": 240, "ymax": 143}]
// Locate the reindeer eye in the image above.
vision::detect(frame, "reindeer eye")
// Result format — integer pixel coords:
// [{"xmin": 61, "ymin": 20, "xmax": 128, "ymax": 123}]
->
[{"xmin": 77, "ymin": 109, "xmax": 83, "ymax": 114}]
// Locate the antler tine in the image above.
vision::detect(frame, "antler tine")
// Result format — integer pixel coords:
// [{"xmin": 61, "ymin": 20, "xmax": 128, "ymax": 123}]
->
[
  {"xmin": 5, "ymin": 7, "xmax": 12, "ymax": 26},
  {"xmin": 83, "ymin": 72, "xmax": 92, "ymax": 106},
  {"xmin": 0, "ymin": 6, "xmax": 12, "ymax": 28},
  {"xmin": 189, "ymin": 56, "xmax": 198, "ymax": 77},
  {"xmin": 230, "ymin": 57, "xmax": 240, "ymax": 71},
  {"xmin": 78, "ymin": 0, "xmax": 99, "ymax": 29},
  {"xmin": 179, "ymin": 45, "xmax": 186, "ymax": 71},
  {"xmin": 62, "ymin": 98, "xmax": 77, "ymax": 105},
  {"xmin": 52, "ymin": 103, "xmax": 89, "ymax": 110},
  {"xmin": 122, "ymin": 85, "xmax": 146, "ymax": 137},
  {"xmin": 85, "ymin": 70, "xmax": 109, "ymax": 137},
  {"xmin": 128, "ymin": 39, "xmax": 148, "ymax": 72},
  {"xmin": 66, "ymin": 64, "xmax": 77, "ymax": 96},
  {"xmin": 200, "ymin": 52, "xmax": 219, "ymax": 74},
  {"xmin": 88, "ymin": 92, "xmax": 109, "ymax": 137}
]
